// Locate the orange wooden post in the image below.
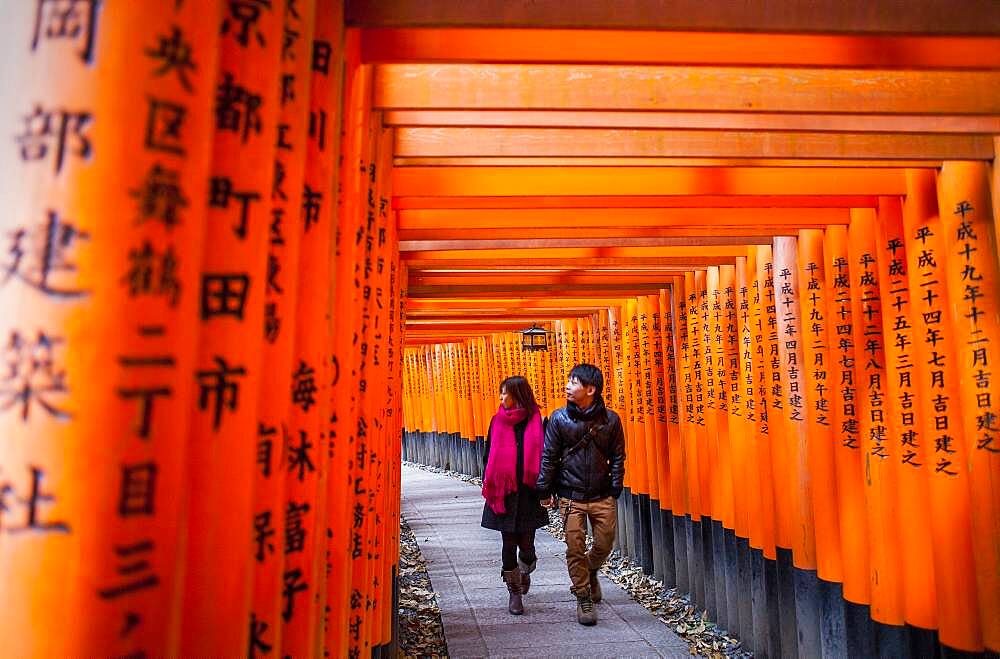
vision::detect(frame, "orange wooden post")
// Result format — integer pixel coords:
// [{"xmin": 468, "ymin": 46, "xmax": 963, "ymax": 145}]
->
[
  {"xmin": 282, "ymin": 1, "xmax": 343, "ymax": 652},
  {"xmin": 751, "ymin": 247, "xmax": 778, "ymax": 559},
  {"xmin": 682, "ymin": 273, "xmax": 704, "ymax": 522},
  {"xmin": 872, "ymin": 196, "xmax": 937, "ymax": 631},
  {"xmin": 772, "ymin": 237, "xmax": 818, "ymax": 571},
  {"xmin": 694, "ymin": 274, "xmax": 711, "ymax": 518},
  {"xmin": 598, "ymin": 312, "xmax": 613, "ymax": 397},
  {"xmin": 624, "ymin": 299, "xmax": 647, "ymax": 495},
  {"xmin": 701, "ymin": 269, "xmax": 723, "ymax": 525},
  {"xmin": 722, "ymin": 263, "xmax": 749, "ymax": 544},
  {"xmin": 608, "ymin": 305, "xmax": 630, "ymax": 490},
  {"xmin": 902, "ymin": 168, "xmax": 982, "ymax": 652},
  {"xmin": 936, "ymin": 162, "xmax": 1000, "ymax": 653},
  {"xmin": 367, "ymin": 131, "xmax": 397, "ymax": 652},
  {"xmin": 248, "ymin": 0, "xmax": 316, "ymax": 651},
  {"xmin": 795, "ymin": 230, "xmax": 844, "ymax": 584},
  {"xmin": 180, "ymin": 3, "xmax": 284, "ymax": 654},
  {"xmin": 848, "ymin": 208, "xmax": 905, "ymax": 626},
  {"xmin": 649, "ymin": 294, "xmax": 672, "ymax": 513},
  {"xmin": 618, "ymin": 306, "xmax": 635, "ymax": 492},
  {"xmin": 325, "ymin": 36, "xmax": 365, "ymax": 654},
  {"xmin": 638, "ymin": 295, "xmax": 658, "ymax": 502},
  {"xmin": 733, "ymin": 255, "xmax": 758, "ymax": 546},
  {"xmin": 661, "ymin": 287, "xmax": 685, "ymax": 519},
  {"xmin": 823, "ymin": 225, "xmax": 871, "ymax": 606},
  {"xmin": 334, "ymin": 57, "xmax": 375, "ymax": 655},
  {"xmin": 717, "ymin": 266, "xmax": 738, "ymax": 534},
  {"xmin": 0, "ymin": 3, "xmax": 222, "ymax": 656},
  {"xmin": 668, "ymin": 278, "xmax": 692, "ymax": 521}
]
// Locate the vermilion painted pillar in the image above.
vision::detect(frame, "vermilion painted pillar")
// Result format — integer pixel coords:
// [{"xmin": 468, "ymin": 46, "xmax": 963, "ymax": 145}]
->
[
  {"xmin": 847, "ymin": 208, "xmax": 905, "ymax": 626},
  {"xmin": 823, "ymin": 225, "xmax": 871, "ymax": 607},
  {"xmin": 1, "ymin": 3, "xmax": 222, "ymax": 656},
  {"xmin": 937, "ymin": 162, "xmax": 1000, "ymax": 653},
  {"xmin": 903, "ymin": 169, "xmax": 982, "ymax": 652},
  {"xmin": 179, "ymin": 1, "xmax": 283, "ymax": 655},
  {"xmin": 872, "ymin": 196, "xmax": 937, "ymax": 631},
  {"xmin": 772, "ymin": 237, "xmax": 818, "ymax": 572},
  {"xmin": 796, "ymin": 230, "xmax": 844, "ymax": 585}
]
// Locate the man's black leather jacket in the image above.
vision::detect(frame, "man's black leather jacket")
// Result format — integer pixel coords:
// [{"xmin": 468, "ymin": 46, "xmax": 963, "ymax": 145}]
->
[{"xmin": 535, "ymin": 396, "xmax": 626, "ymax": 501}]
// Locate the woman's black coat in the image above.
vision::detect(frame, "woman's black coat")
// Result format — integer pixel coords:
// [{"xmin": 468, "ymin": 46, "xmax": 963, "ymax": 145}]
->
[{"xmin": 480, "ymin": 416, "xmax": 550, "ymax": 533}]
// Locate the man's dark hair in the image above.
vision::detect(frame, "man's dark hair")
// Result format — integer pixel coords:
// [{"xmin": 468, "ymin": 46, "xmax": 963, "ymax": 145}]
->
[
  {"xmin": 569, "ymin": 363, "xmax": 603, "ymax": 396},
  {"xmin": 500, "ymin": 375, "xmax": 539, "ymax": 412}
]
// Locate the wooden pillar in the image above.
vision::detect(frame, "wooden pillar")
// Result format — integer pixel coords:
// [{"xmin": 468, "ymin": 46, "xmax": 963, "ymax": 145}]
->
[
  {"xmin": 796, "ymin": 230, "xmax": 844, "ymax": 585},
  {"xmin": 0, "ymin": 2, "xmax": 222, "ymax": 656},
  {"xmin": 823, "ymin": 225, "xmax": 872, "ymax": 609},
  {"xmin": 936, "ymin": 161, "xmax": 1000, "ymax": 654},
  {"xmin": 902, "ymin": 168, "xmax": 982, "ymax": 652},
  {"xmin": 181, "ymin": 2, "xmax": 284, "ymax": 654},
  {"xmin": 847, "ymin": 208, "xmax": 905, "ymax": 628}
]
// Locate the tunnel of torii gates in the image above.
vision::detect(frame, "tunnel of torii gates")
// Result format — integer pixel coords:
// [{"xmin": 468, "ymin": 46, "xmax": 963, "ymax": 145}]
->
[{"xmin": 3, "ymin": 1, "xmax": 1000, "ymax": 658}]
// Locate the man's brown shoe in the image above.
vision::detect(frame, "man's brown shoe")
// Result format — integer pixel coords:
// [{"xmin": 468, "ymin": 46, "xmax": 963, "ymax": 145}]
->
[
  {"xmin": 575, "ymin": 589, "xmax": 597, "ymax": 626},
  {"xmin": 589, "ymin": 569, "xmax": 602, "ymax": 603}
]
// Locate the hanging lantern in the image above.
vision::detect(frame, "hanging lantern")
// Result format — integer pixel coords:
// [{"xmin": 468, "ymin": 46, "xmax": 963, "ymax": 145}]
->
[{"xmin": 521, "ymin": 323, "xmax": 549, "ymax": 352}]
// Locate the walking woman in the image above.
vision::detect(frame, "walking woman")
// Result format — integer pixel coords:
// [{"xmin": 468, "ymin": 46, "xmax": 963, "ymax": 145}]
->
[{"xmin": 481, "ymin": 375, "xmax": 549, "ymax": 615}]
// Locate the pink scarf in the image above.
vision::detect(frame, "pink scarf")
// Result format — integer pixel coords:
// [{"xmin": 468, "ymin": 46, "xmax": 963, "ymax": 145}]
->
[{"xmin": 482, "ymin": 405, "xmax": 544, "ymax": 514}]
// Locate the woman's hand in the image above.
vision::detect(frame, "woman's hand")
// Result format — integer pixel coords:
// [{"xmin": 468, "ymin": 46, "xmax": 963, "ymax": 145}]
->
[{"xmin": 540, "ymin": 496, "xmax": 555, "ymax": 509}]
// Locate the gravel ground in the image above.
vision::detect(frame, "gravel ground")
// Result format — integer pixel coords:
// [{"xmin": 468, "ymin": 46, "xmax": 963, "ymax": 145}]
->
[{"xmin": 398, "ymin": 461, "xmax": 752, "ymax": 659}]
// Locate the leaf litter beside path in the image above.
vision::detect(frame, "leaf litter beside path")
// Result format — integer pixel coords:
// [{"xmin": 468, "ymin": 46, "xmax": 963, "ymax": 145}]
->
[{"xmin": 398, "ymin": 514, "xmax": 448, "ymax": 657}]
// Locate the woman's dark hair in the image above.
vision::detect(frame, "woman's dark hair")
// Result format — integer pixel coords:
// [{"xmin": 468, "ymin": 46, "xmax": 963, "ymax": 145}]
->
[
  {"xmin": 500, "ymin": 375, "xmax": 539, "ymax": 412},
  {"xmin": 569, "ymin": 363, "xmax": 604, "ymax": 395}
]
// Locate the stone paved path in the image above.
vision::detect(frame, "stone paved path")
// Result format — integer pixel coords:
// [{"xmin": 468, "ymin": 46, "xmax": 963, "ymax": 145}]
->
[{"xmin": 401, "ymin": 465, "xmax": 692, "ymax": 658}]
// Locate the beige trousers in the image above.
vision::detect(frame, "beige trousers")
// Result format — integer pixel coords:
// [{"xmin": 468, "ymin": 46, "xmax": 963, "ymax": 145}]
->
[{"xmin": 559, "ymin": 496, "xmax": 618, "ymax": 594}]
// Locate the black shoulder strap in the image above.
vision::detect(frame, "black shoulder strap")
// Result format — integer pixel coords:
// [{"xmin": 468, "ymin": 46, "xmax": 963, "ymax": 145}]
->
[{"xmin": 563, "ymin": 420, "xmax": 608, "ymax": 461}]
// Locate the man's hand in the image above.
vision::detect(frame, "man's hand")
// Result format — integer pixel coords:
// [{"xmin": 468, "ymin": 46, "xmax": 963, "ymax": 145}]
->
[{"xmin": 541, "ymin": 496, "xmax": 555, "ymax": 509}]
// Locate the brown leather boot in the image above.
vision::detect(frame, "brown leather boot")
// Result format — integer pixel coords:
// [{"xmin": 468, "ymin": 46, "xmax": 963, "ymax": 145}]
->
[
  {"xmin": 518, "ymin": 557, "xmax": 537, "ymax": 594},
  {"xmin": 502, "ymin": 569, "xmax": 524, "ymax": 615},
  {"xmin": 574, "ymin": 587, "xmax": 597, "ymax": 626},
  {"xmin": 589, "ymin": 569, "xmax": 602, "ymax": 603}
]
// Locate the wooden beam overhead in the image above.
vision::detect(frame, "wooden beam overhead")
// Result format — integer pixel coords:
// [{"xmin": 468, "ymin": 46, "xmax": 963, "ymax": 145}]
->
[
  {"xmin": 407, "ymin": 310, "xmax": 604, "ymax": 318},
  {"xmin": 374, "ymin": 65, "xmax": 1000, "ymax": 115},
  {"xmin": 394, "ymin": 195, "xmax": 878, "ymax": 209},
  {"xmin": 393, "ymin": 157, "xmax": 949, "ymax": 168},
  {"xmin": 400, "ymin": 227, "xmax": 802, "ymax": 240},
  {"xmin": 400, "ymin": 237, "xmax": 769, "ymax": 251},
  {"xmin": 394, "ymin": 128, "xmax": 993, "ymax": 160},
  {"xmin": 409, "ymin": 273, "xmax": 692, "ymax": 285},
  {"xmin": 346, "ymin": 0, "xmax": 1000, "ymax": 35},
  {"xmin": 403, "ymin": 257, "xmax": 741, "ymax": 268},
  {"xmin": 392, "ymin": 167, "xmax": 909, "ymax": 196},
  {"xmin": 398, "ymin": 207, "xmax": 848, "ymax": 229},
  {"xmin": 402, "ymin": 245, "xmax": 747, "ymax": 259},
  {"xmin": 406, "ymin": 298, "xmax": 633, "ymax": 309},
  {"xmin": 362, "ymin": 28, "xmax": 1000, "ymax": 68},
  {"xmin": 384, "ymin": 110, "xmax": 1000, "ymax": 134},
  {"xmin": 409, "ymin": 284, "xmax": 679, "ymax": 297}
]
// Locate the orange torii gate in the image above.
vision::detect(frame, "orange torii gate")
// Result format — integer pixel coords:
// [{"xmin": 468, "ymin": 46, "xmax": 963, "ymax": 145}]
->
[{"xmin": 2, "ymin": 2, "xmax": 999, "ymax": 658}]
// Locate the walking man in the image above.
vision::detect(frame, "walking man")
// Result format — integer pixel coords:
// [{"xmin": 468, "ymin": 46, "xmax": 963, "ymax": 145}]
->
[{"xmin": 537, "ymin": 363, "xmax": 626, "ymax": 625}]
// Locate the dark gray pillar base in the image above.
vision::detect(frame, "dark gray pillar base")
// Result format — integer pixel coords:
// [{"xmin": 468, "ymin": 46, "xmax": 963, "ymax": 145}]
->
[
  {"xmin": 658, "ymin": 507, "xmax": 676, "ymax": 587},
  {"xmin": 702, "ymin": 519, "xmax": 716, "ymax": 620},
  {"xmin": 817, "ymin": 578, "xmax": 847, "ymax": 658},
  {"xmin": 776, "ymin": 547, "xmax": 798, "ymax": 659},
  {"xmin": 793, "ymin": 566, "xmax": 821, "ymax": 659},
  {"xmin": 689, "ymin": 518, "xmax": 705, "ymax": 611},
  {"xmin": 648, "ymin": 497, "xmax": 665, "ymax": 580},
  {"xmin": 637, "ymin": 493, "xmax": 654, "ymax": 575},
  {"xmin": 672, "ymin": 514, "xmax": 689, "ymax": 594}
]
